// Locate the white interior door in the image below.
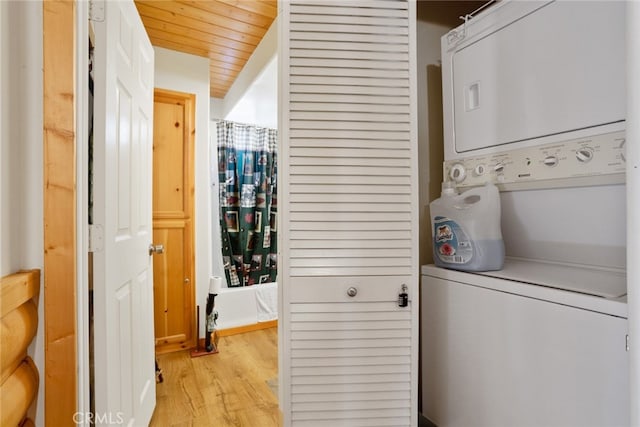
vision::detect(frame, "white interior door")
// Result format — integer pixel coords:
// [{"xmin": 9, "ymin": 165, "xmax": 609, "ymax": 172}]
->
[
  {"xmin": 279, "ymin": 1, "xmax": 418, "ymax": 425},
  {"xmin": 92, "ymin": 0, "xmax": 156, "ymax": 425}
]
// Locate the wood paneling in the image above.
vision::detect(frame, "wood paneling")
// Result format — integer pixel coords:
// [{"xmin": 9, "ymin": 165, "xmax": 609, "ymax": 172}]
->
[
  {"xmin": 134, "ymin": 1, "xmax": 278, "ymax": 98},
  {"xmin": 42, "ymin": 1, "xmax": 77, "ymax": 424}
]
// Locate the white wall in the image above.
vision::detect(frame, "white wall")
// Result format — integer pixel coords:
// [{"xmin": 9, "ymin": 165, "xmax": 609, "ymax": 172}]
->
[
  {"xmin": 416, "ymin": 18, "xmax": 454, "ymax": 266},
  {"xmin": 221, "ymin": 18, "xmax": 277, "ymax": 128},
  {"xmin": 224, "ymin": 55, "xmax": 277, "ymax": 129},
  {"xmin": 0, "ymin": 1, "xmax": 45, "ymax": 424},
  {"xmin": 154, "ymin": 47, "xmax": 212, "ymax": 338}
]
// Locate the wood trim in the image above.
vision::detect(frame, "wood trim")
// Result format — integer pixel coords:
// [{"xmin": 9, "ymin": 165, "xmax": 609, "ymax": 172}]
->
[
  {"xmin": 43, "ymin": 1, "xmax": 77, "ymax": 425},
  {"xmin": 217, "ymin": 320, "xmax": 278, "ymax": 337}
]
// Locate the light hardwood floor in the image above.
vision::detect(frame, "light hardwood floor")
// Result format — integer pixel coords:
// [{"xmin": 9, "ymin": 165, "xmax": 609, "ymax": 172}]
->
[{"xmin": 150, "ymin": 327, "xmax": 280, "ymax": 426}]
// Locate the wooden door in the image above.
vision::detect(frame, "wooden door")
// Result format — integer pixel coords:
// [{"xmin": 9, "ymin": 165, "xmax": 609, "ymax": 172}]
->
[
  {"xmin": 279, "ymin": 1, "xmax": 418, "ymax": 426},
  {"xmin": 152, "ymin": 89, "xmax": 196, "ymax": 354},
  {"xmin": 92, "ymin": 0, "xmax": 157, "ymax": 424}
]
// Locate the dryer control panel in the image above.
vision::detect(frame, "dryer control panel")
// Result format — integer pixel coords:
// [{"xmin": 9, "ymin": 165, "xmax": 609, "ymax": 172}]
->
[{"xmin": 444, "ymin": 131, "xmax": 626, "ymax": 190}]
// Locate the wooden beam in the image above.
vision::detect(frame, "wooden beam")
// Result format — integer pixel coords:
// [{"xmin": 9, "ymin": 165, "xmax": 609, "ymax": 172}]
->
[{"xmin": 42, "ymin": 1, "xmax": 77, "ymax": 425}]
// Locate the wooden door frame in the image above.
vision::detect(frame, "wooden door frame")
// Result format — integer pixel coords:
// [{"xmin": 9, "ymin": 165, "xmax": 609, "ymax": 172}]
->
[
  {"xmin": 153, "ymin": 88, "xmax": 196, "ymax": 353},
  {"xmin": 43, "ymin": 1, "xmax": 77, "ymax": 425}
]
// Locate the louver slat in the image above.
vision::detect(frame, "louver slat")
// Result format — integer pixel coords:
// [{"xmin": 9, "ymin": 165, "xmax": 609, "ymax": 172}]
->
[{"xmin": 282, "ymin": 1, "xmax": 416, "ymax": 425}]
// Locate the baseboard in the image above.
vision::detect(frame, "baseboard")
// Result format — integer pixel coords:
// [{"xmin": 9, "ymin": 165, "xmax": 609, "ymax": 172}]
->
[
  {"xmin": 155, "ymin": 339, "xmax": 198, "ymax": 355},
  {"xmin": 205, "ymin": 320, "xmax": 278, "ymax": 340}
]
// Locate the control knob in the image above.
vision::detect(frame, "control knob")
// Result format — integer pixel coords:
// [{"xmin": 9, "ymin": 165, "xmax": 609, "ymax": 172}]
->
[
  {"xmin": 473, "ymin": 164, "xmax": 486, "ymax": 177},
  {"xmin": 449, "ymin": 163, "xmax": 466, "ymax": 183},
  {"xmin": 576, "ymin": 148, "xmax": 594, "ymax": 163},
  {"xmin": 543, "ymin": 155, "xmax": 558, "ymax": 167}
]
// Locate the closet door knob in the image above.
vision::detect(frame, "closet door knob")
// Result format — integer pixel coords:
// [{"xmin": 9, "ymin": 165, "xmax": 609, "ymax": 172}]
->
[{"xmin": 347, "ymin": 287, "xmax": 358, "ymax": 297}]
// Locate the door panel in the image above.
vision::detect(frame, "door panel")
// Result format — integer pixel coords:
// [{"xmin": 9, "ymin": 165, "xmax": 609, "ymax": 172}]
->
[
  {"xmin": 92, "ymin": 0, "xmax": 156, "ymax": 424},
  {"xmin": 280, "ymin": 1, "xmax": 418, "ymax": 425},
  {"xmin": 153, "ymin": 223, "xmax": 191, "ymax": 345},
  {"xmin": 152, "ymin": 89, "xmax": 195, "ymax": 354}
]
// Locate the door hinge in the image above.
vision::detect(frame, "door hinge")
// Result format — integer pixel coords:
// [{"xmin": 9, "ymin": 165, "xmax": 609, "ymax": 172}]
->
[
  {"xmin": 88, "ymin": 224, "xmax": 104, "ymax": 253},
  {"xmin": 89, "ymin": 0, "xmax": 105, "ymax": 22},
  {"xmin": 626, "ymin": 334, "xmax": 630, "ymax": 352}
]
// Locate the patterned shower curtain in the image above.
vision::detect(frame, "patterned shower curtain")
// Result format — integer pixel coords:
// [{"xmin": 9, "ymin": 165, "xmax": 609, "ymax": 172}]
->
[{"xmin": 217, "ymin": 121, "xmax": 278, "ymax": 287}]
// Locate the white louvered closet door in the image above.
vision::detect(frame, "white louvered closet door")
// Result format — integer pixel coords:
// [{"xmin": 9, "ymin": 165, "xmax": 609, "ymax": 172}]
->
[{"xmin": 279, "ymin": 1, "xmax": 418, "ymax": 426}]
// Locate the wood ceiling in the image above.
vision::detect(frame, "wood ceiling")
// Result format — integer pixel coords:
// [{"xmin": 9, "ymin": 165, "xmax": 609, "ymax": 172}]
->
[{"xmin": 134, "ymin": 1, "xmax": 277, "ymax": 99}]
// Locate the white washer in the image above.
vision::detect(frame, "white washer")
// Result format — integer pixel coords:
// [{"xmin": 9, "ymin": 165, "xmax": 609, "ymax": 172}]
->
[{"xmin": 421, "ymin": 260, "xmax": 628, "ymax": 427}]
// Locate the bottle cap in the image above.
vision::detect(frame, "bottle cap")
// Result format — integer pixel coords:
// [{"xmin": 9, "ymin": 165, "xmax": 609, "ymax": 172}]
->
[{"xmin": 441, "ymin": 181, "xmax": 457, "ymax": 195}]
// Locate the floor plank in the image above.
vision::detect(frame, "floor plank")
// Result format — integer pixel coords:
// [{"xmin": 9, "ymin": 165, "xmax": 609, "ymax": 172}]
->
[{"xmin": 150, "ymin": 328, "xmax": 280, "ymax": 426}]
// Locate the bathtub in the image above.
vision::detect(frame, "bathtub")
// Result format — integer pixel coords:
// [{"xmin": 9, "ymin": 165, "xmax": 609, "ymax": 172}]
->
[{"xmin": 214, "ymin": 282, "xmax": 278, "ymax": 330}]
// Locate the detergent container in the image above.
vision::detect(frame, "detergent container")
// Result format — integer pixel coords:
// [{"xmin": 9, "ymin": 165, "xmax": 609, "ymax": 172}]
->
[{"xmin": 430, "ymin": 181, "xmax": 504, "ymax": 271}]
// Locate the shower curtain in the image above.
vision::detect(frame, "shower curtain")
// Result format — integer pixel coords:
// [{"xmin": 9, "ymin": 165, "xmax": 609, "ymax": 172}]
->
[{"xmin": 217, "ymin": 121, "xmax": 278, "ymax": 287}]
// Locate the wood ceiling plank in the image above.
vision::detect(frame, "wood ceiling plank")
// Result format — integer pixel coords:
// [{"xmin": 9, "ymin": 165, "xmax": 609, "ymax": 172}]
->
[
  {"xmin": 210, "ymin": 64, "xmax": 240, "ymax": 79},
  {"xmin": 206, "ymin": 54, "xmax": 244, "ymax": 71},
  {"xmin": 136, "ymin": 2, "xmax": 261, "ymax": 49},
  {"xmin": 211, "ymin": 85, "xmax": 234, "ymax": 97},
  {"xmin": 217, "ymin": 0, "xmax": 277, "ymax": 19},
  {"xmin": 210, "ymin": 78, "xmax": 235, "ymax": 93},
  {"xmin": 211, "ymin": 90, "xmax": 228, "ymax": 99},
  {"xmin": 212, "ymin": 71, "xmax": 235, "ymax": 84},
  {"xmin": 181, "ymin": 0, "xmax": 275, "ymax": 28},
  {"xmin": 140, "ymin": 15, "xmax": 254, "ymax": 60},
  {"xmin": 209, "ymin": 58, "xmax": 246, "ymax": 73},
  {"xmin": 145, "ymin": 27, "xmax": 252, "ymax": 65},
  {"xmin": 137, "ymin": 0, "xmax": 268, "ymax": 39},
  {"xmin": 146, "ymin": 35, "xmax": 209, "ymax": 57},
  {"xmin": 211, "ymin": 83, "xmax": 235, "ymax": 94}
]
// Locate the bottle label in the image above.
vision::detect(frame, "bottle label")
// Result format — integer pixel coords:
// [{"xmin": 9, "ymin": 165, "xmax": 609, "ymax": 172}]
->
[{"xmin": 433, "ymin": 216, "xmax": 473, "ymax": 264}]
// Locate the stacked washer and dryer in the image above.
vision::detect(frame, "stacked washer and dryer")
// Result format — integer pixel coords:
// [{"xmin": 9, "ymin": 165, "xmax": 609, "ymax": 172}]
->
[{"xmin": 422, "ymin": 1, "xmax": 629, "ymax": 426}]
